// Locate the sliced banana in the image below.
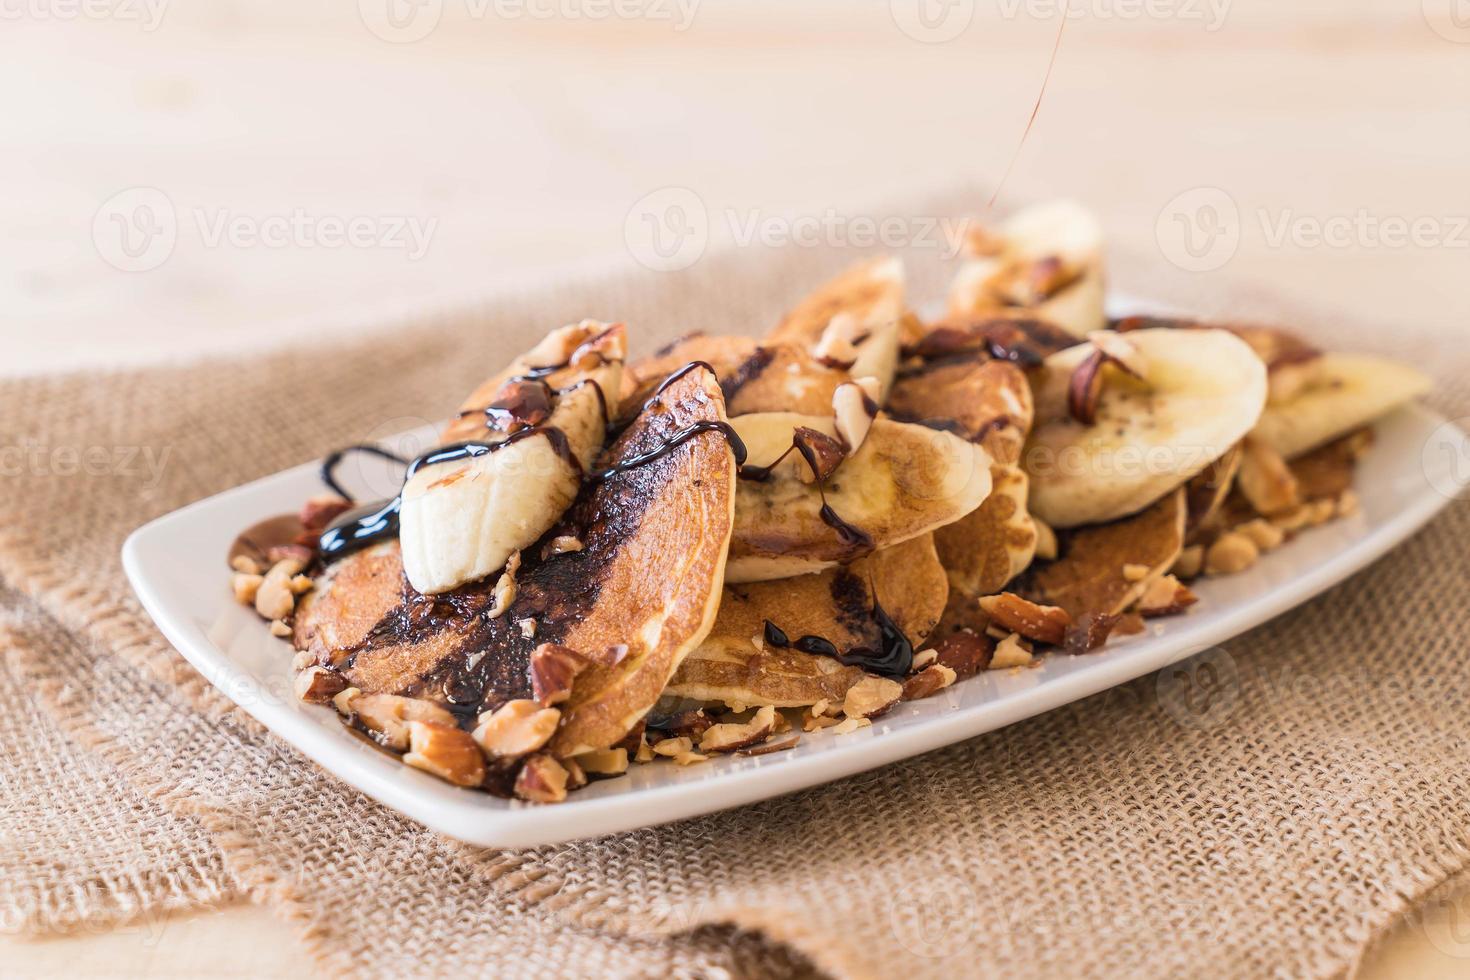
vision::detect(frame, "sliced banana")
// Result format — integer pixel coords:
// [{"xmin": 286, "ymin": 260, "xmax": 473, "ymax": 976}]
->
[
  {"xmin": 399, "ymin": 322, "xmax": 625, "ymax": 595},
  {"xmin": 1251, "ymin": 353, "xmax": 1431, "ymax": 460},
  {"xmin": 948, "ymin": 199, "xmax": 1106, "ymax": 338},
  {"xmin": 766, "ymin": 256, "xmax": 904, "ymax": 400},
  {"xmin": 726, "ymin": 412, "xmax": 992, "ymax": 583},
  {"xmin": 1025, "ymin": 327, "xmax": 1267, "ymax": 529}
]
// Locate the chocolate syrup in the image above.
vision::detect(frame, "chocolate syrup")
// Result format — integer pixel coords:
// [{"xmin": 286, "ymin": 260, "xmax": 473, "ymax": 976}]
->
[
  {"xmin": 590, "ymin": 420, "xmax": 747, "ymax": 481},
  {"xmin": 318, "ymin": 497, "xmax": 402, "ymax": 561},
  {"xmin": 762, "ymin": 620, "xmax": 790, "ymax": 648},
  {"xmin": 319, "ymin": 444, "xmax": 411, "ymax": 502},
  {"xmin": 406, "ymin": 427, "xmax": 581, "ymax": 480},
  {"xmin": 818, "ymin": 502, "xmax": 875, "ymax": 553},
  {"xmin": 719, "ymin": 346, "xmax": 775, "ymax": 404},
  {"xmin": 795, "ymin": 635, "xmax": 839, "ymax": 657},
  {"xmin": 836, "ymin": 597, "xmax": 913, "ymax": 676},
  {"xmin": 759, "ymin": 594, "xmax": 913, "ymax": 677}
]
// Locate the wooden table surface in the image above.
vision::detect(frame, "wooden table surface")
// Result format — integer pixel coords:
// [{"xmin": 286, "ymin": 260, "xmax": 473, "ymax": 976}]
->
[{"xmin": 4, "ymin": 1, "xmax": 1468, "ymax": 974}]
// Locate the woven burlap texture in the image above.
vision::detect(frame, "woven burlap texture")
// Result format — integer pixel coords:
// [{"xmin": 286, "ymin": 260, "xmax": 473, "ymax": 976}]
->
[{"xmin": 3, "ymin": 191, "xmax": 1468, "ymax": 977}]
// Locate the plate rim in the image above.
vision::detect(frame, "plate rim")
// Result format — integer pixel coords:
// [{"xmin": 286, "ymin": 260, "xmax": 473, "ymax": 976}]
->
[{"xmin": 122, "ymin": 403, "xmax": 1465, "ymax": 847}]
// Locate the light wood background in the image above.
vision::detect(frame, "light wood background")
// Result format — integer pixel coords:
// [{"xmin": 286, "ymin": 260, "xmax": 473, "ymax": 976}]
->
[{"xmin": 4, "ymin": 0, "xmax": 1468, "ymax": 974}]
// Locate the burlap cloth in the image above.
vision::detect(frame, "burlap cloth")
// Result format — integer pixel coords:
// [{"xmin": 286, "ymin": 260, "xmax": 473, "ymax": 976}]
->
[{"xmin": 4, "ymin": 188, "xmax": 1469, "ymax": 978}]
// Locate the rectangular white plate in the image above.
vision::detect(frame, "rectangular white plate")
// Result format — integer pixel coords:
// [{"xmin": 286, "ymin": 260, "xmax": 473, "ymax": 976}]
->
[{"xmin": 123, "ymin": 403, "xmax": 1466, "ymax": 847}]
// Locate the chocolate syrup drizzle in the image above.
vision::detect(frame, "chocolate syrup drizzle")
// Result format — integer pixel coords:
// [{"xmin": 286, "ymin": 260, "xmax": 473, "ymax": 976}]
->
[{"xmin": 759, "ymin": 584, "xmax": 915, "ymax": 678}]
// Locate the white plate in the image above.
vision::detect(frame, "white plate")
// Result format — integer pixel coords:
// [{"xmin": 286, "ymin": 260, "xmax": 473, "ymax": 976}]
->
[{"xmin": 123, "ymin": 404, "xmax": 1466, "ymax": 847}]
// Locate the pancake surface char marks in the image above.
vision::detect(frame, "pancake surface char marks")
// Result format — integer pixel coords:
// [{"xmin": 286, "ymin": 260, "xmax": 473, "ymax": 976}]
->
[{"xmin": 548, "ymin": 366, "xmax": 739, "ymax": 755}]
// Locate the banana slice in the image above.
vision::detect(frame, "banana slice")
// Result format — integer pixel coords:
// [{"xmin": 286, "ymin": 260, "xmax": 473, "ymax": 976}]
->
[
  {"xmin": 948, "ymin": 199, "xmax": 1106, "ymax": 338},
  {"xmin": 766, "ymin": 256, "xmax": 905, "ymax": 399},
  {"xmin": 1251, "ymin": 353, "xmax": 1431, "ymax": 460},
  {"xmin": 1025, "ymin": 327, "xmax": 1267, "ymax": 529},
  {"xmin": 665, "ymin": 534, "xmax": 947, "ymax": 709},
  {"xmin": 727, "ymin": 412, "xmax": 993, "ymax": 583},
  {"xmin": 399, "ymin": 322, "xmax": 625, "ymax": 594}
]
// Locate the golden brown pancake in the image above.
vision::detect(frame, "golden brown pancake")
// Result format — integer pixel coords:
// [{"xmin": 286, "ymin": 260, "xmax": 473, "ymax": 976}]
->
[
  {"xmin": 625, "ymin": 333, "xmax": 851, "ymax": 417},
  {"xmin": 293, "ymin": 365, "xmax": 738, "ymax": 758},
  {"xmin": 1289, "ymin": 429, "xmax": 1369, "ymax": 501},
  {"xmin": 933, "ymin": 463, "xmax": 1037, "ymax": 599},
  {"xmin": 888, "ymin": 341, "xmax": 1038, "ymax": 598},
  {"xmin": 1017, "ymin": 488, "xmax": 1186, "ymax": 619},
  {"xmin": 665, "ymin": 535, "xmax": 947, "ymax": 708}
]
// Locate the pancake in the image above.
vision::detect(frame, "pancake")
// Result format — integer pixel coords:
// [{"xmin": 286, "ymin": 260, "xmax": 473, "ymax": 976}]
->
[
  {"xmin": 888, "ymin": 342, "xmax": 1038, "ymax": 597},
  {"xmin": 1017, "ymin": 488, "xmax": 1187, "ymax": 619},
  {"xmin": 294, "ymin": 364, "xmax": 738, "ymax": 759},
  {"xmin": 665, "ymin": 535, "xmax": 947, "ymax": 709}
]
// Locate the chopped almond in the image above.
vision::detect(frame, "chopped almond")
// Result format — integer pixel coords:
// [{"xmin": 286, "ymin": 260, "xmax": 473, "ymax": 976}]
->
[
  {"xmin": 699, "ymin": 705, "xmax": 777, "ymax": 753},
  {"xmin": 1238, "ymin": 438, "xmax": 1300, "ymax": 516},
  {"xmin": 471, "ymin": 700, "xmax": 560, "ymax": 760},
  {"xmin": 901, "ymin": 664, "xmax": 958, "ymax": 701},
  {"xmin": 514, "ymin": 754, "xmax": 570, "ymax": 803},
  {"xmin": 1235, "ymin": 518, "xmax": 1285, "ymax": 552},
  {"xmin": 1205, "ymin": 532, "xmax": 1259, "ymax": 576},
  {"xmin": 293, "ymin": 665, "xmax": 346, "ymax": 704},
  {"xmin": 1171, "ymin": 545, "xmax": 1205, "ymax": 579},
  {"xmin": 989, "ymin": 632, "xmax": 1033, "ymax": 669},
  {"xmin": 1063, "ymin": 613, "xmax": 1121, "ymax": 654},
  {"xmin": 841, "ymin": 676, "xmax": 903, "ymax": 719},
  {"xmin": 933, "ymin": 630, "xmax": 994, "ymax": 679},
  {"xmin": 404, "ymin": 721, "xmax": 485, "ymax": 787},
  {"xmin": 529, "ymin": 643, "xmax": 589, "ymax": 706},
  {"xmin": 575, "ymin": 748, "xmax": 629, "ymax": 776},
  {"xmin": 978, "ymin": 593, "xmax": 1071, "ymax": 646},
  {"xmin": 1136, "ymin": 575, "xmax": 1199, "ymax": 618}
]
